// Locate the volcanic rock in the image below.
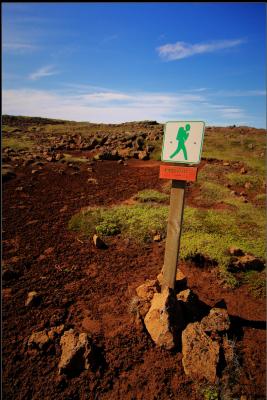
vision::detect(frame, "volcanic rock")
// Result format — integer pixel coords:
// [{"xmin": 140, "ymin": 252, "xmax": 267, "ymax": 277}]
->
[
  {"xmin": 201, "ymin": 308, "xmax": 230, "ymax": 332},
  {"xmin": 28, "ymin": 330, "xmax": 50, "ymax": 350},
  {"xmin": 58, "ymin": 330, "xmax": 92, "ymax": 375},
  {"xmin": 182, "ymin": 322, "xmax": 220, "ymax": 383},
  {"xmin": 2, "ymin": 164, "xmax": 16, "ymax": 182},
  {"xmin": 138, "ymin": 150, "xmax": 149, "ymax": 160},
  {"xmin": 2, "ymin": 267, "xmax": 18, "ymax": 281},
  {"xmin": 153, "ymin": 234, "xmax": 162, "ymax": 242},
  {"xmin": 228, "ymin": 254, "xmax": 265, "ymax": 272},
  {"xmin": 228, "ymin": 246, "xmax": 244, "ymax": 257},
  {"xmin": 25, "ymin": 291, "xmax": 42, "ymax": 307},
  {"xmin": 144, "ymin": 287, "xmax": 183, "ymax": 350},
  {"xmin": 93, "ymin": 234, "xmax": 107, "ymax": 249},
  {"xmin": 244, "ymin": 182, "xmax": 252, "ymax": 189}
]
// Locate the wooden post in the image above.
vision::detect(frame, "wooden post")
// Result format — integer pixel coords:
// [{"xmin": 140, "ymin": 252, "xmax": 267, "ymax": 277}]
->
[{"xmin": 162, "ymin": 180, "xmax": 186, "ymax": 289}]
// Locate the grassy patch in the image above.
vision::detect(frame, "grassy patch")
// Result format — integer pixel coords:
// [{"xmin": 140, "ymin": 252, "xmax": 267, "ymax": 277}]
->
[
  {"xmin": 2, "ymin": 136, "xmax": 34, "ymax": 150},
  {"xmin": 195, "ymin": 182, "xmax": 230, "ymax": 207},
  {"xmin": 242, "ymin": 271, "xmax": 266, "ymax": 298},
  {"xmin": 201, "ymin": 386, "xmax": 219, "ymax": 400},
  {"xmin": 68, "ymin": 204, "xmax": 169, "ymax": 243},
  {"xmin": 181, "ymin": 201, "xmax": 266, "ymax": 287},
  {"xmin": 255, "ymin": 193, "xmax": 266, "ymax": 201},
  {"xmin": 69, "ymin": 184, "xmax": 265, "ymax": 288},
  {"xmin": 226, "ymin": 172, "xmax": 264, "ymax": 190},
  {"xmin": 202, "ymin": 130, "xmax": 266, "ymax": 177},
  {"xmin": 134, "ymin": 189, "xmax": 169, "ymax": 203}
]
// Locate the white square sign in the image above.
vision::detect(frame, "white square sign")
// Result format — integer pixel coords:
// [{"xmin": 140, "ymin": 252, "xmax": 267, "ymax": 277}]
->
[{"xmin": 161, "ymin": 121, "xmax": 205, "ymax": 164}]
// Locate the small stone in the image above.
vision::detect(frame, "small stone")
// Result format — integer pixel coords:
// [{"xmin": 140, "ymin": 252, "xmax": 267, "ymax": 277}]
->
[
  {"xmin": 182, "ymin": 322, "xmax": 220, "ymax": 383},
  {"xmin": 25, "ymin": 291, "xmax": 41, "ymax": 307},
  {"xmin": 44, "ymin": 247, "xmax": 54, "ymax": 255},
  {"xmin": 31, "ymin": 169, "xmax": 40, "ymax": 175},
  {"xmin": 93, "ymin": 234, "xmax": 107, "ymax": 249},
  {"xmin": 2, "ymin": 267, "xmax": 18, "ymax": 281},
  {"xmin": 223, "ymin": 162, "xmax": 230, "ymax": 166},
  {"xmin": 28, "ymin": 330, "xmax": 50, "ymax": 350},
  {"xmin": 228, "ymin": 246, "xmax": 244, "ymax": 257},
  {"xmin": 87, "ymin": 178, "xmax": 98, "ymax": 184},
  {"xmin": 153, "ymin": 234, "xmax": 162, "ymax": 242},
  {"xmin": 117, "ymin": 159, "xmax": 123, "ymax": 164},
  {"xmin": 201, "ymin": 308, "xmax": 230, "ymax": 332},
  {"xmin": 138, "ymin": 151, "xmax": 149, "ymax": 160},
  {"xmin": 230, "ymin": 190, "xmax": 237, "ymax": 196},
  {"xmin": 58, "ymin": 330, "xmax": 92, "ymax": 375},
  {"xmin": 2, "ymin": 165, "xmax": 16, "ymax": 182},
  {"xmin": 244, "ymin": 182, "xmax": 252, "ymax": 189},
  {"xmin": 248, "ymin": 143, "xmax": 254, "ymax": 149},
  {"xmin": 55, "ymin": 153, "xmax": 63, "ymax": 161}
]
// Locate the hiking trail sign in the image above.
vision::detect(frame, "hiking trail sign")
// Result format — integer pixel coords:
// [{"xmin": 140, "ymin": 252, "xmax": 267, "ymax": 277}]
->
[
  {"xmin": 161, "ymin": 121, "xmax": 205, "ymax": 164},
  {"xmin": 160, "ymin": 120, "xmax": 205, "ymax": 290}
]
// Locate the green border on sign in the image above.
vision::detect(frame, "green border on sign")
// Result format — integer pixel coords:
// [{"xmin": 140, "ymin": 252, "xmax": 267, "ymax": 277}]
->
[{"xmin": 161, "ymin": 121, "xmax": 205, "ymax": 165}]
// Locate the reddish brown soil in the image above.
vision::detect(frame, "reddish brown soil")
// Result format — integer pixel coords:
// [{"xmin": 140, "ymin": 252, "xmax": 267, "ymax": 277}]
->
[{"xmin": 2, "ymin": 159, "xmax": 266, "ymax": 400}]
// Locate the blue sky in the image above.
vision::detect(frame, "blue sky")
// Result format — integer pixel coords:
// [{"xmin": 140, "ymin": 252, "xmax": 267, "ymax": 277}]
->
[{"xmin": 2, "ymin": 3, "xmax": 266, "ymax": 127}]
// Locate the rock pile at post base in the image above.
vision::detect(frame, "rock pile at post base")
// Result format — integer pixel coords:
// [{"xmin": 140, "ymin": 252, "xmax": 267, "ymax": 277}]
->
[{"xmin": 135, "ymin": 270, "xmax": 233, "ymax": 383}]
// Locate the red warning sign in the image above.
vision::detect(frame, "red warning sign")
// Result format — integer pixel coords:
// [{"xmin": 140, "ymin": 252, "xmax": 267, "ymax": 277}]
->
[{"xmin": 159, "ymin": 165, "xmax": 198, "ymax": 182}]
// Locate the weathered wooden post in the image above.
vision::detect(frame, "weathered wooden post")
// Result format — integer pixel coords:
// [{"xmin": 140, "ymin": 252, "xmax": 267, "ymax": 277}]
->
[{"xmin": 160, "ymin": 121, "xmax": 205, "ymax": 289}]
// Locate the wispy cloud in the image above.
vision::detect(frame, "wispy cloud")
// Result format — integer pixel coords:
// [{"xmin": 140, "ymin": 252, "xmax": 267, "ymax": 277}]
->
[
  {"xmin": 3, "ymin": 42, "xmax": 39, "ymax": 53},
  {"xmin": 214, "ymin": 89, "xmax": 266, "ymax": 97},
  {"xmin": 3, "ymin": 85, "xmax": 260, "ymax": 126},
  {"xmin": 157, "ymin": 39, "xmax": 245, "ymax": 61},
  {"xmin": 100, "ymin": 34, "xmax": 118, "ymax": 44},
  {"xmin": 29, "ymin": 65, "xmax": 59, "ymax": 81}
]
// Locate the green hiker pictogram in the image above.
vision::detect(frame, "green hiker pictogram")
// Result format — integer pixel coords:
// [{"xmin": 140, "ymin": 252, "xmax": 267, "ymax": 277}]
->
[{"xmin": 170, "ymin": 123, "xmax": 190, "ymax": 160}]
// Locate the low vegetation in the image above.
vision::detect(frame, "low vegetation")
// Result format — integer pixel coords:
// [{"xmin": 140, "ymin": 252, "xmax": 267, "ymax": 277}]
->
[
  {"xmin": 69, "ymin": 204, "xmax": 169, "ymax": 243},
  {"xmin": 134, "ymin": 189, "xmax": 169, "ymax": 203},
  {"xmin": 69, "ymin": 188, "xmax": 265, "ymax": 288},
  {"xmin": 2, "ymin": 136, "xmax": 34, "ymax": 151},
  {"xmin": 242, "ymin": 271, "xmax": 266, "ymax": 298}
]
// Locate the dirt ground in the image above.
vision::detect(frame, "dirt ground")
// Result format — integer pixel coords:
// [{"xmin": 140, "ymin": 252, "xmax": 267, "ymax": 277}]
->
[{"xmin": 2, "ymin": 158, "xmax": 266, "ymax": 400}]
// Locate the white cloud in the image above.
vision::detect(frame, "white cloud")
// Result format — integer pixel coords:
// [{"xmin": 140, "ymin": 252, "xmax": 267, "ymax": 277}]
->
[
  {"xmin": 3, "ymin": 42, "xmax": 38, "ymax": 52},
  {"xmin": 3, "ymin": 86, "xmax": 259, "ymax": 126},
  {"xmin": 29, "ymin": 65, "xmax": 59, "ymax": 81},
  {"xmin": 157, "ymin": 39, "xmax": 244, "ymax": 61},
  {"xmin": 214, "ymin": 89, "xmax": 266, "ymax": 97}
]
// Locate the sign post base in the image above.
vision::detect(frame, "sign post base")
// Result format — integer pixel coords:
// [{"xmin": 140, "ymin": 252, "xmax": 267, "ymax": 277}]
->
[{"xmin": 162, "ymin": 180, "xmax": 186, "ymax": 289}]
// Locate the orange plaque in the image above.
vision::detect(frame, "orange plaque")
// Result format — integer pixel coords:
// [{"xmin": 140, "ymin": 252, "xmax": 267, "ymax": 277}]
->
[{"xmin": 159, "ymin": 164, "xmax": 198, "ymax": 182}]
